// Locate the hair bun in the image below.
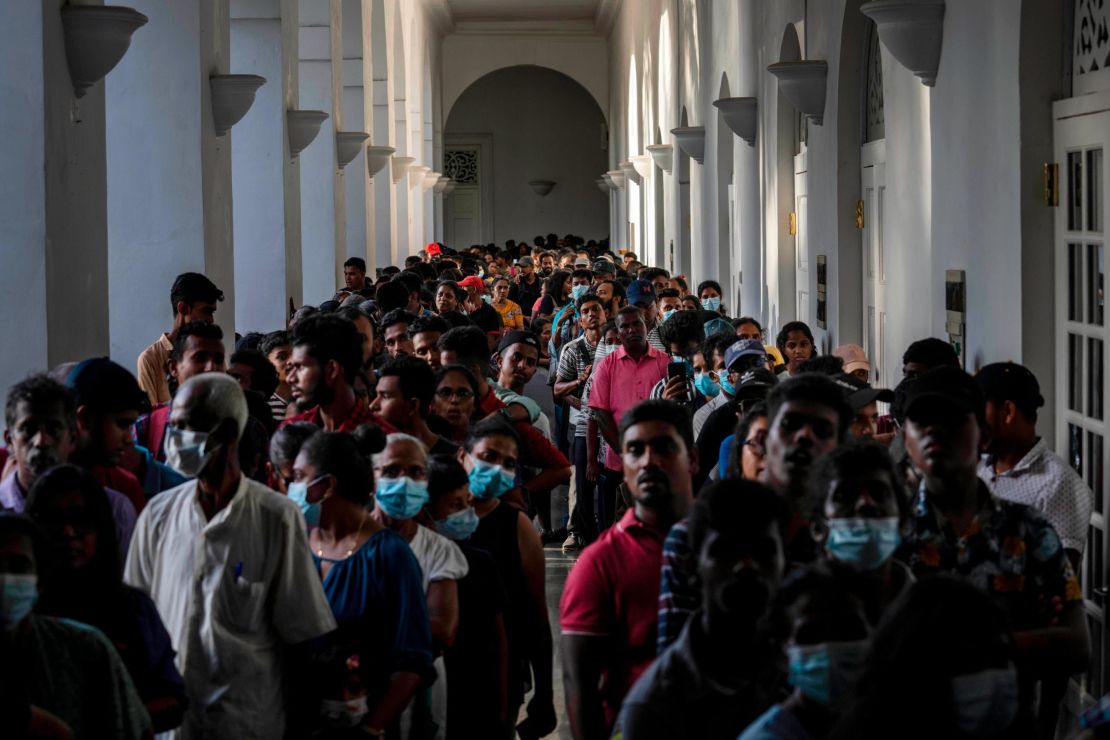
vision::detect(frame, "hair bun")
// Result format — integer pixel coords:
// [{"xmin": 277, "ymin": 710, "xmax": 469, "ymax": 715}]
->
[{"xmin": 352, "ymin": 423, "xmax": 387, "ymax": 456}]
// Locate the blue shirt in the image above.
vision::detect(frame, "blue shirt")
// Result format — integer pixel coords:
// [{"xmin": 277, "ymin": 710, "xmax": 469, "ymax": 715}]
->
[
  {"xmin": 312, "ymin": 528, "xmax": 434, "ymax": 701},
  {"xmin": 738, "ymin": 705, "xmax": 815, "ymax": 740}
]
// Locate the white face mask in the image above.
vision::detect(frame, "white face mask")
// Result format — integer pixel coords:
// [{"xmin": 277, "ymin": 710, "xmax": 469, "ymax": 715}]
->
[
  {"xmin": 950, "ymin": 664, "xmax": 1019, "ymax": 737},
  {"xmin": 164, "ymin": 426, "xmax": 214, "ymax": 478}
]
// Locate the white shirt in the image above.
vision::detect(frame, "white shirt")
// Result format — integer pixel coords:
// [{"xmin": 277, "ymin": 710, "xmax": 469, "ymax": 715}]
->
[
  {"xmin": 124, "ymin": 476, "xmax": 337, "ymax": 739},
  {"xmin": 693, "ymin": 392, "xmax": 729, "ymax": 441},
  {"xmin": 408, "ymin": 523, "xmax": 469, "ymax": 591},
  {"xmin": 977, "ymin": 438, "xmax": 1093, "ymax": 553}
]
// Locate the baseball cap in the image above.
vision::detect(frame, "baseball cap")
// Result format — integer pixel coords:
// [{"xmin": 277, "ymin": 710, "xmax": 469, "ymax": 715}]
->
[
  {"xmin": 765, "ymin": 345, "xmax": 785, "ymax": 368},
  {"xmin": 626, "ymin": 278, "xmax": 656, "ymax": 307},
  {"xmin": 574, "ymin": 257, "xmax": 590, "ymax": 268},
  {"xmin": 516, "ymin": 256, "xmax": 535, "ymax": 267},
  {"xmin": 974, "ymin": 362, "xmax": 1045, "ymax": 413},
  {"xmin": 592, "ymin": 260, "xmax": 616, "ymax": 275},
  {"xmin": 830, "ymin": 372, "xmax": 894, "ymax": 411},
  {"xmin": 725, "ymin": 339, "xmax": 768, "ymax": 372},
  {"xmin": 497, "ymin": 330, "xmax": 542, "ymax": 354},
  {"xmin": 65, "ymin": 357, "xmax": 151, "ymax": 414},
  {"xmin": 833, "ymin": 343, "xmax": 870, "ymax": 376},
  {"xmin": 893, "ymin": 365, "xmax": 983, "ymax": 425},
  {"xmin": 425, "ymin": 242, "xmax": 442, "ymax": 256},
  {"xmin": 458, "ymin": 276, "xmax": 485, "ymax": 291},
  {"xmin": 733, "ymin": 367, "xmax": 778, "ymax": 403}
]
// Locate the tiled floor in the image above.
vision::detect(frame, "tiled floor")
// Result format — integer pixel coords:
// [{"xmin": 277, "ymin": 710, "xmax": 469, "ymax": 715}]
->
[{"xmin": 544, "ymin": 544, "xmax": 578, "ymax": 740}]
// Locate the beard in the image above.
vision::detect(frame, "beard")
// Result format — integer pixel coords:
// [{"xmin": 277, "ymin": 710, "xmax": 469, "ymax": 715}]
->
[
  {"xmin": 633, "ymin": 468, "xmax": 674, "ymax": 510},
  {"xmin": 27, "ymin": 448, "xmax": 63, "ymax": 476},
  {"xmin": 297, "ymin": 379, "xmax": 335, "ymax": 411}
]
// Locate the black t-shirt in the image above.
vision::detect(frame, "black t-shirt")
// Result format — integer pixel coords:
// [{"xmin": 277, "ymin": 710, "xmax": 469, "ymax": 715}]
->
[
  {"xmin": 695, "ymin": 401, "xmax": 741, "ymax": 491},
  {"xmin": 445, "ymin": 545, "xmax": 508, "ymax": 738},
  {"xmin": 511, "ymin": 275, "xmax": 542, "ymax": 316}
]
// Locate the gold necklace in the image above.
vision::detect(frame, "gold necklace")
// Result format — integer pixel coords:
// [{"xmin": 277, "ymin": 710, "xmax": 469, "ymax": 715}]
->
[{"xmin": 316, "ymin": 514, "xmax": 367, "ymax": 559}]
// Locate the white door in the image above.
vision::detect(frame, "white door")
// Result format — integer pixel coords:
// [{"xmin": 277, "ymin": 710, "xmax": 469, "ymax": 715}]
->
[
  {"xmin": 446, "ymin": 187, "xmax": 481, "ymax": 247},
  {"xmin": 861, "ymin": 139, "xmax": 887, "ymax": 388},
  {"xmin": 1054, "ymin": 95, "xmax": 1110, "ymax": 713},
  {"xmin": 794, "ymin": 150, "xmax": 809, "ymax": 323}
]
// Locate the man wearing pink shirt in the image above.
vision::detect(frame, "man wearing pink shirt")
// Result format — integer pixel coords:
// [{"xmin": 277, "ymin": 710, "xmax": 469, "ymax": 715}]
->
[{"xmin": 588, "ymin": 306, "xmax": 671, "ymax": 530}]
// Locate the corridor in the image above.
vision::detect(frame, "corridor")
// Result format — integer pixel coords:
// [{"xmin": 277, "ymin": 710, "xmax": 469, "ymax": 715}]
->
[{"xmin": 1, "ymin": 0, "xmax": 1109, "ymax": 738}]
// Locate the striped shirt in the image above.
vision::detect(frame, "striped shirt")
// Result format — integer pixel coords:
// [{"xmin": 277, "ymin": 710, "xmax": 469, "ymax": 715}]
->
[{"xmin": 556, "ymin": 334, "xmax": 598, "ymax": 437}]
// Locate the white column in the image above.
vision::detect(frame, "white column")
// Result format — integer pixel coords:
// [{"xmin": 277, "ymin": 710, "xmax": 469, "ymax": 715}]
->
[
  {"xmin": 230, "ymin": 0, "xmax": 302, "ymax": 332},
  {"xmin": 0, "ymin": 2, "xmax": 108, "ymax": 396},
  {"xmin": 738, "ymin": 0, "xmax": 762, "ymax": 319},
  {"xmin": 106, "ymin": 0, "xmax": 235, "ymax": 368},
  {"xmin": 341, "ymin": 0, "xmax": 370, "ymax": 264},
  {"xmin": 370, "ymin": 0, "xmax": 391, "ymax": 271},
  {"xmin": 690, "ymin": 165, "xmax": 710, "ymax": 286},
  {"xmin": 298, "ymin": 0, "xmax": 338, "ymax": 304}
]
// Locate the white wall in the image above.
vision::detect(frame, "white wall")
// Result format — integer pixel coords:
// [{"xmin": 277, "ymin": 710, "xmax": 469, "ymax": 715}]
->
[{"xmin": 444, "ymin": 65, "xmax": 609, "ymax": 242}]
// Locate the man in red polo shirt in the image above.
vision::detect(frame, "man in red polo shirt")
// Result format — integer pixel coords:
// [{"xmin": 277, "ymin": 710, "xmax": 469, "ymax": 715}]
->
[
  {"xmin": 560, "ymin": 399, "xmax": 698, "ymax": 739},
  {"xmin": 588, "ymin": 305, "xmax": 671, "ymax": 530},
  {"xmin": 283, "ymin": 314, "xmax": 394, "ymax": 434}
]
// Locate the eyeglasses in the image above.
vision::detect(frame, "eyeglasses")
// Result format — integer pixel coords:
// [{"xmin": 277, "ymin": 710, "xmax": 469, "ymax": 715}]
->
[
  {"xmin": 436, "ymin": 387, "xmax": 475, "ymax": 401},
  {"xmin": 740, "ymin": 434, "xmax": 767, "ymax": 457}
]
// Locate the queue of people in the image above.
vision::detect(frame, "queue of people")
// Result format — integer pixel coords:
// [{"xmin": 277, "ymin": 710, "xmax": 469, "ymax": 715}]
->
[{"xmin": 0, "ymin": 234, "xmax": 1099, "ymax": 740}]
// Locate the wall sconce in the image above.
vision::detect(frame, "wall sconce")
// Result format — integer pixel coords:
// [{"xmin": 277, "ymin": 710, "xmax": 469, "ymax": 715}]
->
[
  {"xmin": 596, "ymin": 178, "xmax": 611, "ymax": 194},
  {"xmin": 712, "ymin": 97, "xmax": 758, "ymax": 146},
  {"xmin": 287, "ymin": 109, "xmax": 329, "ymax": 157},
  {"xmin": 366, "ymin": 145, "xmax": 396, "ymax": 178},
  {"xmin": 210, "ymin": 74, "xmax": 266, "ymax": 136},
  {"xmin": 60, "ymin": 5, "xmax": 148, "ymax": 98},
  {"xmin": 767, "ymin": 61, "xmax": 828, "ymax": 125},
  {"xmin": 606, "ymin": 169, "xmax": 627, "ymax": 190},
  {"xmin": 335, "ymin": 132, "xmax": 370, "ymax": 168},
  {"xmin": 390, "ymin": 156, "xmax": 415, "ymax": 184},
  {"xmin": 619, "ymin": 160, "xmax": 640, "ymax": 186},
  {"xmin": 529, "ymin": 180, "xmax": 556, "ymax": 196},
  {"xmin": 408, "ymin": 164, "xmax": 431, "ymax": 189},
  {"xmin": 670, "ymin": 126, "xmax": 706, "ymax": 164},
  {"xmin": 860, "ymin": 0, "xmax": 945, "ymax": 87},
  {"xmin": 646, "ymin": 144, "xmax": 674, "ymax": 173}
]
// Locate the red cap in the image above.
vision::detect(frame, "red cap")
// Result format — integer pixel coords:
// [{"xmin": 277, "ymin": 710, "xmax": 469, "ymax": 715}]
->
[
  {"xmin": 458, "ymin": 276, "xmax": 485, "ymax": 290},
  {"xmin": 425, "ymin": 242, "xmax": 442, "ymax": 256}
]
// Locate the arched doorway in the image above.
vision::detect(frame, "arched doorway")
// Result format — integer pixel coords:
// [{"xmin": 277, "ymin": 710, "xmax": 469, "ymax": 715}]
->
[{"xmin": 443, "ymin": 65, "xmax": 608, "ymax": 245}]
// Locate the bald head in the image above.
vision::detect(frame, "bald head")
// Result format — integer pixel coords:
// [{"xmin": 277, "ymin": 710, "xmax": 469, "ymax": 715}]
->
[{"xmin": 170, "ymin": 372, "xmax": 248, "ymax": 440}]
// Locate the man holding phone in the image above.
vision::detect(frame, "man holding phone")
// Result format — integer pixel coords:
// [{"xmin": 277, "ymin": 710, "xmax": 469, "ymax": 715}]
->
[{"xmin": 650, "ymin": 309, "xmax": 706, "ymax": 407}]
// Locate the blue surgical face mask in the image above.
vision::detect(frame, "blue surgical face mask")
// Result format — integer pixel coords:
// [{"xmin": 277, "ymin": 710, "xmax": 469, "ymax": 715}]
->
[
  {"xmin": 375, "ymin": 477, "xmax": 430, "ymax": 520},
  {"xmin": 701, "ymin": 296, "xmax": 722, "ymax": 312},
  {"xmin": 288, "ymin": 476, "xmax": 326, "ymax": 527},
  {"xmin": 662, "ymin": 308, "xmax": 677, "ymax": 324},
  {"xmin": 787, "ymin": 640, "xmax": 869, "ymax": 707},
  {"xmin": 694, "ymin": 372, "xmax": 720, "ymax": 398},
  {"xmin": 435, "ymin": 506, "xmax": 481, "ymax": 541},
  {"xmin": 468, "ymin": 457, "xmax": 516, "ymax": 500},
  {"xmin": 481, "ymin": 293, "xmax": 492, "ymax": 304},
  {"xmin": 825, "ymin": 517, "xmax": 901, "ymax": 570},
  {"xmin": 951, "ymin": 665, "xmax": 1019, "ymax": 737},
  {"xmin": 0, "ymin": 574, "xmax": 37, "ymax": 631},
  {"xmin": 718, "ymin": 371, "xmax": 737, "ymax": 396},
  {"xmin": 571, "ymin": 284, "xmax": 590, "ymax": 301}
]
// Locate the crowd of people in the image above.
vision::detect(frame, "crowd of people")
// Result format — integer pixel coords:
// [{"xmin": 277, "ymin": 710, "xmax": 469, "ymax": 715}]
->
[{"xmin": 0, "ymin": 233, "xmax": 1104, "ymax": 740}]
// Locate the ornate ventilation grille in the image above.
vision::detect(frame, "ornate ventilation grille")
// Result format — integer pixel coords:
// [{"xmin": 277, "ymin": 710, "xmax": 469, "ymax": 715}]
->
[
  {"xmin": 444, "ymin": 149, "xmax": 478, "ymax": 184},
  {"xmin": 865, "ymin": 22, "xmax": 885, "ymax": 143},
  {"xmin": 1075, "ymin": 0, "xmax": 1110, "ymax": 77}
]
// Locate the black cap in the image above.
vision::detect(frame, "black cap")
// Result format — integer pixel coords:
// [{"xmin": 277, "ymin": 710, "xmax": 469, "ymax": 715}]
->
[
  {"xmin": 733, "ymin": 367, "xmax": 778, "ymax": 403},
  {"xmin": 497, "ymin": 330, "xmax": 542, "ymax": 354},
  {"xmin": 65, "ymin": 358, "xmax": 151, "ymax": 414},
  {"xmin": 893, "ymin": 366, "xmax": 982, "ymax": 425},
  {"xmin": 830, "ymin": 373, "xmax": 895, "ymax": 411},
  {"xmin": 975, "ymin": 362, "xmax": 1044, "ymax": 415}
]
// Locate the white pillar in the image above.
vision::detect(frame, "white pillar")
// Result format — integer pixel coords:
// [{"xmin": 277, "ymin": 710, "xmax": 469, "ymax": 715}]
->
[
  {"xmin": 738, "ymin": 0, "xmax": 762, "ymax": 319},
  {"xmin": 341, "ymin": 0, "xmax": 371, "ymax": 265},
  {"xmin": 0, "ymin": 1, "xmax": 113, "ymax": 397},
  {"xmin": 106, "ymin": 0, "xmax": 235, "ymax": 368},
  {"xmin": 689, "ymin": 164, "xmax": 710, "ymax": 286},
  {"xmin": 298, "ymin": 0, "xmax": 338, "ymax": 304},
  {"xmin": 370, "ymin": 0, "xmax": 391, "ymax": 271},
  {"xmin": 230, "ymin": 0, "xmax": 302, "ymax": 332}
]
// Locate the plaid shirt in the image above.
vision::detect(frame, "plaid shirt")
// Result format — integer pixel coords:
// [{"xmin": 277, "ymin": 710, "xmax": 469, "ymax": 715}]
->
[
  {"xmin": 281, "ymin": 397, "xmax": 396, "ymax": 434},
  {"xmin": 657, "ymin": 519, "xmax": 698, "ymax": 653},
  {"xmin": 556, "ymin": 334, "xmax": 598, "ymax": 437}
]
